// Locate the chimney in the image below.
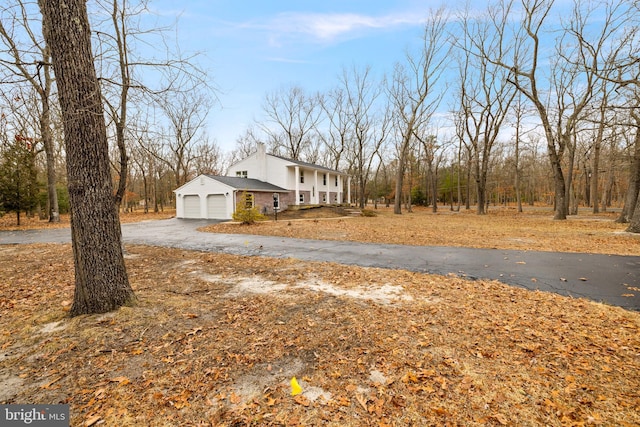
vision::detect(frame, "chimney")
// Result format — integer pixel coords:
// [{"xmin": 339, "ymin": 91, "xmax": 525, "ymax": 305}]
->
[{"xmin": 256, "ymin": 142, "xmax": 267, "ymax": 182}]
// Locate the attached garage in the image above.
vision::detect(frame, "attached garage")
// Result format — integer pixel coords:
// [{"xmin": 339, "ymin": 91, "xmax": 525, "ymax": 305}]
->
[
  {"xmin": 174, "ymin": 174, "xmax": 289, "ymax": 220},
  {"xmin": 182, "ymin": 195, "xmax": 201, "ymax": 218},
  {"xmin": 206, "ymin": 194, "xmax": 226, "ymax": 219}
]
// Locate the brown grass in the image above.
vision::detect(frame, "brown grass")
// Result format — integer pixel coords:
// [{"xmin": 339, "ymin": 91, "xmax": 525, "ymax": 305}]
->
[
  {"xmin": 1, "ymin": 206, "xmax": 640, "ymax": 426},
  {"xmin": 0, "ymin": 209, "xmax": 176, "ymax": 231},
  {"xmin": 205, "ymin": 206, "xmax": 640, "ymax": 256}
]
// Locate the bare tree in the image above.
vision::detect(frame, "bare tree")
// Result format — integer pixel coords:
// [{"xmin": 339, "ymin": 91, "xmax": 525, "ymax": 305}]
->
[
  {"xmin": 192, "ymin": 136, "xmax": 223, "ymax": 176},
  {"xmin": 588, "ymin": 80, "xmax": 615, "ymax": 214},
  {"xmin": 416, "ymin": 134, "xmax": 445, "ymax": 212},
  {"xmin": 260, "ymin": 85, "xmax": 322, "ymax": 161},
  {"xmin": 338, "ymin": 66, "xmax": 390, "ymax": 208},
  {"xmin": 319, "ymin": 86, "xmax": 350, "ymax": 170},
  {"xmin": 621, "ymin": 108, "xmax": 640, "ymax": 231},
  {"xmin": 39, "ymin": 0, "xmax": 134, "ymax": 315},
  {"xmin": 0, "ymin": 0, "xmax": 60, "ymax": 222},
  {"xmin": 228, "ymin": 126, "xmax": 261, "ymax": 166},
  {"xmin": 457, "ymin": 6, "xmax": 517, "ymax": 214},
  {"xmin": 388, "ymin": 9, "xmax": 450, "ymax": 215},
  {"xmin": 147, "ymin": 87, "xmax": 213, "ymax": 187},
  {"xmin": 599, "ymin": 14, "xmax": 640, "ymax": 230},
  {"xmin": 93, "ymin": 0, "xmax": 136, "ymax": 208},
  {"xmin": 511, "ymin": 93, "xmax": 531, "ymax": 213},
  {"xmin": 91, "ymin": 0, "xmax": 214, "ymax": 210},
  {"xmin": 481, "ymin": 0, "xmax": 629, "ymax": 219}
]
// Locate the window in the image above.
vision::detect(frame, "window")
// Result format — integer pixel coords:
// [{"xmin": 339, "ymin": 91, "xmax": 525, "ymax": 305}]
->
[
  {"xmin": 300, "ymin": 170, "xmax": 305, "ymax": 183},
  {"xmin": 236, "ymin": 170, "xmax": 248, "ymax": 178},
  {"xmin": 335, "ymin": 176, "xmax": 338, "ymax": 186},
  {"xmin": 322, "ymin": 193, "xmax": 327, "ymax": 203},
  {"xmin": 323, "ymin": 174, "xmax": 327, "ymax": 185},
  {"xmin": 299, "ymin": 194, "xmax": 305, "ymax": 203},
  {"xmin": 244, "ymin": 193, "xmax": 254, "ymax": 208}
]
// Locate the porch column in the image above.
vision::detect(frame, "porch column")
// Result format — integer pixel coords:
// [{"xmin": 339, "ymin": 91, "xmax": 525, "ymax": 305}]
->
[
  {"xmin": 313, "ymin": 170, "xmax": 318, "ymax": 204},
  {"xmin": 347, "ymin": 176, "xmax": 351, "ymax": 205},
  {"xmin": 294, "ymin": 166, "xmax": 300, "ymax": 205},
  {"xmin": 326, "ymin": 173, "xmax": 331, "ymax": 204}
]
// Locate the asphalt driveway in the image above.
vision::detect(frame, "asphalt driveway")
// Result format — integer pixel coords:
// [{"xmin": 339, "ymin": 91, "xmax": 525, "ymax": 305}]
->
[{"xmin": 1, "ymin": 218, "xmax": 639, "ymax": 311}]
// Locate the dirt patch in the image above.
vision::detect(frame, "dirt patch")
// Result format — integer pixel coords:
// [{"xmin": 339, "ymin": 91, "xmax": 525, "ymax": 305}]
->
[{"xmin": 1, "ymin": 244, "xmax": 639, "ymax": 426}]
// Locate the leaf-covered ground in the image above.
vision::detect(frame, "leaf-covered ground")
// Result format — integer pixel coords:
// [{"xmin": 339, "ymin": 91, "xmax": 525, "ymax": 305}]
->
[
  {"xmin": 1, "ymin": 206, "xmax": 639, "ymax": 426},
  {"xmin": 205, "ymin": 206, "xmax": 640, "ymax": 256},
  {"xmin": 0, "ymin": 209, "xmax": 175, "ymax": 230}
]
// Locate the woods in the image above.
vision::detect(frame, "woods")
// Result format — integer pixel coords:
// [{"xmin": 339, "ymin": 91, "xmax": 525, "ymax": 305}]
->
[
  {"xmin": 1, "ymin": 0, "xmax": 639, "ymax": 229},
  {"xmin": 1, "ymin": 0, "xmax": 640, "ymax": 237}
]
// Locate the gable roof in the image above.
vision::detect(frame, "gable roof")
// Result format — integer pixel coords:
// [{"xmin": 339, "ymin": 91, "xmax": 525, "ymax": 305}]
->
[{"xmin": 205, "ymin": 175, "xmax": 289, "ymax": 192}]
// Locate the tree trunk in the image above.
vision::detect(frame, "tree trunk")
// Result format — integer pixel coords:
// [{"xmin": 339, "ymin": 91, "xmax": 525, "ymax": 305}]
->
[
  {"xmin": 431, "ymin": 167, "xmax": 437, "ymax": 213},
  {"xmin": 564, "ymin": 134, "xmax": 576, "ymax": 216},
  {"xmin": 40, "ymin": 88, "xmax": 60, "ymax": 223},
  {"xmin": 591, "ymin": 123, "xmax": 604, "ymax": 214},
  {"xmin": 475, "ymin": 150, "xmax": 486, "ymax": 215},
  {"xmin": 548, "ymin": 141, "xmax": 568, "ymax": 220},
  {"xmin": 515, "ymin": 128, "xmax": 523, "ymax": 213},
  {"xmin": 394, "ymin": 136, "xmax": 411, "ymax": 215},
  {"xmin": 617, "ymin": 127, "xmax": 640, "ymax": 223},
  {"xmin": 627, "ymin": 189, "xmax": 640, "ymax": 233},
  {"xmin": 465, "ymin": 147, "xmax": 472, "ymax": 210},
  {"xmin": 114, "ymin": 119, "xmax": 129, "ymax": 208},
  {"xmin": 39, "ymin": 0, "xmax": 135, "ymax": 316}
]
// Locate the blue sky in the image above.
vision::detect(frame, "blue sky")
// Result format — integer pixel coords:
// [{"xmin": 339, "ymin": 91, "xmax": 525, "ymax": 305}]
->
[{"xmin": 146, "ymin": 0, "xmax": 461, "ymax": 152}]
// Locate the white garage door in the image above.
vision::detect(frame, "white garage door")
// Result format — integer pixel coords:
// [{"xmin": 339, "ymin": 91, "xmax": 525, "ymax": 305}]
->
[
  {"xmin": 182, "ymin": 195, "xmax": 201, "ymax": 218},
  {"xmin": 207, "ymin": 194, "xmax": 227, "ymax": 219}
]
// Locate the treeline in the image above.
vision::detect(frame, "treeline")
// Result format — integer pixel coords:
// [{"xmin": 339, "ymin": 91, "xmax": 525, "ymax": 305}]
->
[{"xmin": 1, "ymin": 0, "xmax": 639, "ymax": 232}]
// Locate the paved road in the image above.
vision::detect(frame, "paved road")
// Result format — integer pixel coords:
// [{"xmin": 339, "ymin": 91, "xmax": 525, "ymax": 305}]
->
[{"xmin": 1, "ymin": 218, "xmax": 639, "ymax": 311}]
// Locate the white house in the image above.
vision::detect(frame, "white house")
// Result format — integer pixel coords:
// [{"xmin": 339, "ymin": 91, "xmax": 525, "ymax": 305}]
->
[
  {"xmin": 174, "ymin": 143, "xmax": 350, "ymax": 219},
  {"xmin": 228, "ymin": 143, "xmax": 350, "ymax": 206}
]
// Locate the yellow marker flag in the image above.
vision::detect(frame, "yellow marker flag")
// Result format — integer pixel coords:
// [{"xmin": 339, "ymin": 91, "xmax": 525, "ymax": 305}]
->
[{"xmin": 290, "ymin": 376, "xmax": 302, "ymax": 396}]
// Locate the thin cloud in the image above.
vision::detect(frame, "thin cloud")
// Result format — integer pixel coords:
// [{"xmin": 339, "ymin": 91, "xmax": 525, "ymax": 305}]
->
[
  {"xmin": 241, "ymin": 11, "xmax": 428, "ymax": 45},
  {"xmin": 264, "ymin": 57, "xmax": 313, "ymax": 64}
]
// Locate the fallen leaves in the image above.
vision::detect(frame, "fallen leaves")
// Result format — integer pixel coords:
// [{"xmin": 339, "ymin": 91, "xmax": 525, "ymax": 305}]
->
[
  {"xmin": 1, "ymin": 244, "xmax": 639, "ymax": 426},
  {"xmin": 203, "ymin": 205, "xmax": 640, "ymax": 256},
  {"xmin": 109, "ymin": 376, "xmax": 130, "ymax": 386},
  {"xmin": 290, "ymin": 377, "xmax": 302, "ymax": 396}
]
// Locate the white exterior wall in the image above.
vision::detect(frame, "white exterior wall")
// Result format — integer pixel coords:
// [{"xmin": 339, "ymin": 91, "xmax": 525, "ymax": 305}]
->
[
  {"xmin": 174, "ymin": 175, "xmax": 235, "ymax": 219},
  {"xmin": 227, "ymin": 145, "xmax": 348, "ymax": 205},
  {"xmin": 227, "ymin": 156, "xmax": 260, "ymax": 179}
]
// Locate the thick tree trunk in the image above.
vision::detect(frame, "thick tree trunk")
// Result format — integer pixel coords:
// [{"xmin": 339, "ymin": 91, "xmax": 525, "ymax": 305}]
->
[
  {"xmin": 627, "ymin": 190, "xmax": 640, "ymax": 233},
  {"xmin": 548, "ymin": 147, "xmax": 568, "ymax": 220},
  {"xmin": 394, "ymin": 136, "xmax": 411, "ymax": 215},
  {"xmin": 39, "ymin": 0, "xmax": 135, "ymax": 315},
  {"xmin": 617, "ymin": 128, "xmax": 640, "ymax": 223}
]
